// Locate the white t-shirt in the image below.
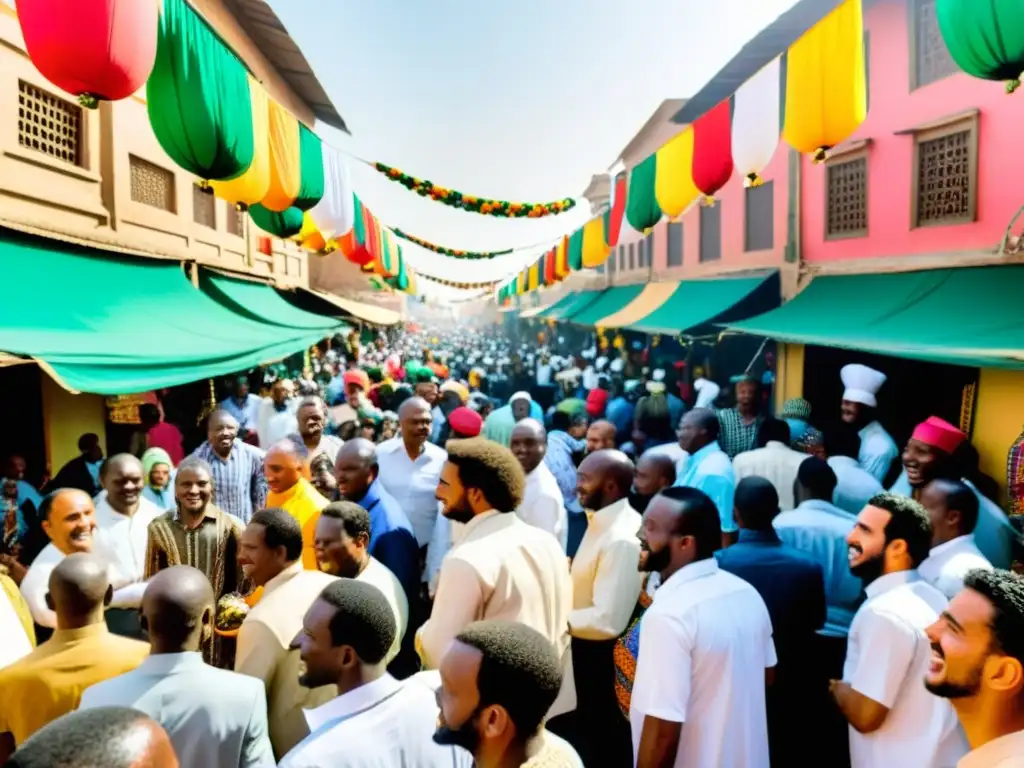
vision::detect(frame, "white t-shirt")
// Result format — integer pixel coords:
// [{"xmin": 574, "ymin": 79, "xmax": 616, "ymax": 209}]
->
[
  {"xmin": 918, "ymin": 535, "xmax": 992, "ymax": 601},
  {"xmin": 843, "ymin": 571, "xmax": 969, "ymax": 768},
  {"xmin": 630, "ymin": 558, "xmax": 776, "ymax": 768},
  {"xmin": 516, "ymin": 463, "xmax": 567, "ymax": 551}
]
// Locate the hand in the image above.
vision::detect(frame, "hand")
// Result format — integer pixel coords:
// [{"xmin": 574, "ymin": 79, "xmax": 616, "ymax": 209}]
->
[{"xmin": 0, "ymin": 554, "xmax": 27, "ymax": 585}]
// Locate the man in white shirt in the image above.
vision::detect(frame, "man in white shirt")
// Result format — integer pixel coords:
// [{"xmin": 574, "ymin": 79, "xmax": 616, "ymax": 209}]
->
[
  {"xmin": 918, "ymin": 479, "xmax": 992, "ymax": 599},
  {"xmin": 256, "ymin": 379, "xmax": 299, "ymax": 450},
  {"xmin": 279, "ymin": 579, "xmax": 471, "ymax": 768},
  {"xmin": 93, "ymin": 454, "xmax": 163, "ymax": 638},
  {"xmin": 732, "ymin": 418, "xmax": 809, "ymax": 510},
  {"xmin": 839, "ymin": 364, "xmax": 898, "ymax": 483},
  {"xmin": 925, "ymin": 569, "xmax": 1024, "ymax": 768},
  {"xmin": 80, "ymin": 566, "xmax": 275, "ymax": 768},
  {"xmin": 833, "ymin": 492, "xmax": 967, "ymax": 767},
  {"xmin": 510, "ymin": 420, "xmax": 567, "ymax": 550},
  {"xmin": 825, "ymin": 426, "xmax": 884, "ymax": 515},
  {"xmin": 631, "ymin": 486, "xmax": 776, "ymax": 768},
  {"xmin": 375, "ymin": 397, "xmax": 447, "ymax": 548}
]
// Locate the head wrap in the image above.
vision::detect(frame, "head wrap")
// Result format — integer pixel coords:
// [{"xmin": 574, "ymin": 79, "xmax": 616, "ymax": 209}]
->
[
  {"xmin": 912, "ymin": 416, "xmax": 966, "ymax": 455},
  {"xmin": 343, "ymin": 369, "xmax": 370, "ymax": 391},
  {"xmin": 448, "ymin": 406, "xmax": 483, "ymax": 438},
  {"xmin": 510, "ymin": 391, "xmax": 532, "ymax": 404},
  {"xmin": 586, "ymin": 388, "xmax": 609, "ymax": 418},
  {"xmin": 780, "ymin": 398, "xmax": 812, "ymax": 421},
  {"xmin": 141, "ymin": 448, "xmax": 173, "ymax": 484}
]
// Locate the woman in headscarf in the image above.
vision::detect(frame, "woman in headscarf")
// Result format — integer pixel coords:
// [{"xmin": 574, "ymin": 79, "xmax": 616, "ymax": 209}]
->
[{"xmin": 141, "ymin": 447, "xmax": 175, "ymax": 510}]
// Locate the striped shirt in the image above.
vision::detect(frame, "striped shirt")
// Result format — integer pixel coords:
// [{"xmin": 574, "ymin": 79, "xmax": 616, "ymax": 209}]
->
[
  {"xmin": 717, "ymin": 408, "xmax": 763, "ymax": 459},
  {"xmin": 190, "ymin": 440, "xmax": 267, "ymax": 524}
]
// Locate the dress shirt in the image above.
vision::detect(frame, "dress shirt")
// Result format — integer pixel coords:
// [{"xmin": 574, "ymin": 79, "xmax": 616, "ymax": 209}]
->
[
  {"xmin": 429, "ymin": 405, "xmax": 446, "ymax": 445},
  {"xmin": 569, "ymin": 497, "xmax": 643, "ymax": 640},
  {"xmin": 858, "ymin": 420, "xmax": 899, "ymax": 483},
  {"xmin": 545, "ymin": 431, "xmax": 584, "ymax": 515},
  {"xmin": 919, "ymin": 534, "xmax": 993, "ymax": 600},
  {"xmin": 356, "ymin": 557, "xmax": 408, "ymax": 666},
  {"xmin": 220, "ymin": 394, "xmax": 262, "ymax": 434},
  {"xmin": 375, "ymin": 437, "xmax": 447, "ymax": 546},
  {"xmin": 0, "ymin": 574, "xmax": 33, "ymax": 670},
  {"xmin": 717, "ymin": 408, "xmax": 763, "ymax": 458},
  {"xmin": 733, "ymin": 441, "xmax": 809, "ymax": 510},
  {"xmin": 774, "ymin": 499, "xmax": 863, "ymax": 637},
  {"xmin": 191, "ymin": 440, "xmax": 267, "ymax": 524},
  {"xmin": 419, "ymin": 510, "xmax": 575, "ymax": 717},
  {"xmin": 281, "ymin": 674, "xmax": 472, "ymax": 768},
  {"xmin": 80, "ymin": 652, "xmax": 275, "ymax": 768},
  {"xmin": 829, "ymin": 455, "xmax": 884, "ymax": 515},
  {"xmin": 353, "ymin": 479, "xmax": 419, "ymax": 605},
  {"xmin": 674, "ymin": 440, "xmax": 737, "ymax": 533},
  {"xmin": 843, "ymin": 571, "xmax": 968, "ymax": 768},
  {"xmin": 19, "ymin": 542, "xmax": 66, "ymax": 628},
  {"xmin": 256, "ymin": 398, "xmax": 299, "ymax": 450},
  {"xmin": 94, "ymin": 496, "xmax": 164, "ymax": 608},
  {"xmin": 266, "ymin": 479, "xmax": 329, "ymax": 571},
  {"xmin": 958, "ymin": 730, "xmax": 1024, "ymax": 768},
  {"xmin": 630, "ymin": 559, "xmax": 776, "ymax": 768},
  {"xmin": 0, "ymin": 623, "xmax": 149, "ymax": 746},
  {"xmin": 516, "ymin": 462, "xmax": 568, "ymax": 551}
]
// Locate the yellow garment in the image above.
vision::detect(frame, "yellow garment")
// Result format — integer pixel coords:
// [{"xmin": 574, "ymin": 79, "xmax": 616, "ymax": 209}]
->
[
  {"xmin": 295, "ymin": 212, "xmax": 326, "ymax": 251},
  {"xmin": 1, "ymin": 573, "xmax": 34, "ymax": 648},
  {"xmin": 262, "ymin": 100, "xmax": 301, "ymax": 211},
  {"xmin": 782, "ymin": 0, "xmax": 867, "ymax": 159},
  {"xmin": 211, "ymin": 77, "xmax": 271, "ymax": 207},
  {"xmin": 528, "ymin": 261, "xmax": 540, "ymax": 291},
  {"xmin": 266, "ymin": 478, "xmax": 329, "ymax": 571},
  {"xmin": 554, "ymin": 236, "xmax": 569, "ymax": 278},
  {"xmin": 655, "ymin": 128, "xmax": 701, "ymax": 218},
  {"xmin": 0, "ymin": 623, "xmax": 149, "ymax": 746},
  {"xmin": 580, "ymin": 216, "xmax": 611, "ymax": 268}
]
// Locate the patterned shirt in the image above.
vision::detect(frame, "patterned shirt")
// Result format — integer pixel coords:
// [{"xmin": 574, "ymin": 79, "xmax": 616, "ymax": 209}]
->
[
  {"xmin": 613, "ymin": 574, "xmax": 656, "ymax": 718},
  {"xmin": 190, "ymin": 440, "xmax": 267, "ymax": 524},
  {"xmin": 545, "ymin": 431, "xmax": 584, "ymax": 515},
  {"xmin": 717, "ymin": 408, "xmax": 763, "ymax": 459}
]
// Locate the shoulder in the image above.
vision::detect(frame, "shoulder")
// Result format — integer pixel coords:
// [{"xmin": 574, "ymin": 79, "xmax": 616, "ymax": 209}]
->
[
  {"xmin": 106, "ymin": 636, "xmax": 151, "ymax": 662},
  {"xmin": 376, "ymin": 438, "xmax": 402, "ymax": 455}
]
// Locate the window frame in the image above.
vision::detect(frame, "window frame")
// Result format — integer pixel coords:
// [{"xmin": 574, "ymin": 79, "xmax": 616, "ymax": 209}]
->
[
  {"xmin": 907, "ymin": 0, "xmax": 960, "ymax": 91},
  {"xmin": 909, "ymin": 112, "xmax": 979, "ymax": 229},
  {"xmin": 666, "ymin": 221, "xmax": 684, "ymax": 267},
  {"xmin": 824, "ymin": 144, "xmax": 870, "ymax": 241},
  {"xmin": 698, "ymin": 203, "xmax": 722, "ymax": 263},
  {"xmin": 744, "ymin": 180, "xmax": 775, "ymax": 252}
]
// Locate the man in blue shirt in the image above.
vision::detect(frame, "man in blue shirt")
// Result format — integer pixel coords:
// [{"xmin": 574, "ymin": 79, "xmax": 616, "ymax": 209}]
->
[
  {"xmin": 604, "ymin": 380, "xmax": 636, "ymax": 445},
  {"xmin": 674, "ymin": 409, "xmax": 736, "ymax": 548}
]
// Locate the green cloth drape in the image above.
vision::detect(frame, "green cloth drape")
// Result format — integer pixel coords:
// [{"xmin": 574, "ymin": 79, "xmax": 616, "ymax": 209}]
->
[
  {"xmin": 626, "ymin": 154, "xmax": 662, "ymax": 232},
  {"xmin": 294, "ymin": 125, "xmax": 326, "ymax": 211},
  {"xmin": 567, "ymin": 229, "xmax": 584, "ymax": 271},
  {"xmin": 250, "ymin": 204, "xmax": 304, "ymax": 238},
  {"xmin": 936, "ymin": 0, "xmax": 1016, "ymax": 83}
]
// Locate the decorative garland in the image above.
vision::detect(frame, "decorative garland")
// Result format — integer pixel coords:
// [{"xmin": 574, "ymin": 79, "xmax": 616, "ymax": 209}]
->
[
  {"xmin": 390, "ymin": 228, "xmax": 514, "ymax": 260},
  {"xmin": 374, "ymin": 162, "xmax": 576, "ymax": 218},
  {"xmin": 417, "ymin": 272, "xmax": 500, "ymax": 290}
]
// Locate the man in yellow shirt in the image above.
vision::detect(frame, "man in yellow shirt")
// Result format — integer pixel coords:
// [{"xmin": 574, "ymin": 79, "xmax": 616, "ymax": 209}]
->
[
  {"xmin": 265, "ymin": 439, "xmax": 328, "ymax": 570},
  {"xmin": 0, "ymin": 552, "xmax": 149, "ymax": 760}
]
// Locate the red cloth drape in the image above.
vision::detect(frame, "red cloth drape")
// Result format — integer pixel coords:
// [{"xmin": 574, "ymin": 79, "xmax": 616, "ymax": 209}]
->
[
  {"xmin": 691, "ymin": 100, "xmax": 735, "ymax": 199},
  {"xmin": 606, "ymin": 173, "xmax": 627, "ymax": 247}
]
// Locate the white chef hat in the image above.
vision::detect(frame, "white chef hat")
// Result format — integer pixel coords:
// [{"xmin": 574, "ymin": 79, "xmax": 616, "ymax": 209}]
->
[
  {"xmin": 694, "ymin": 378, "xmax": 721, "ymax": 409},
  {"xmin": 840, "ymin": 364, "xmax": 887, "ymax": 408}
]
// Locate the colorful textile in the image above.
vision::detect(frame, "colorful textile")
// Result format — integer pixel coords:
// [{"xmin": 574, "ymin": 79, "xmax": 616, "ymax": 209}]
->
[
  {"xmin": 732, "ymin": 58, "xmax": 781, "ymax": 186},
  {"xmin": 613, "ymin": 577, "xmax": 654, "ymax": 718},
  {"xmin": 654, "ymin": 128, "xmax": 699, "ymax": 219},
  {"xmin": 211, "ymin": 77, "xmax": 271, "ymax": 207},
  {"xmin": 691, "ymin": 100, "xmax": 734, "ymax": 200},
  {"xmin": 625, "ymin": 154, "xmax": 661, "ymax": 232},
  {"xmin": 717, "ymin": 408, "xmax": 763, "ymax": 458}
]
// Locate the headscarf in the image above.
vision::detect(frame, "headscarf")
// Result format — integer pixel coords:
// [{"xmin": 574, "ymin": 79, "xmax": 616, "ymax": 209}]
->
[{"xmin": 141, "ymin": 447, "xmax": 173, "ymax": 482}]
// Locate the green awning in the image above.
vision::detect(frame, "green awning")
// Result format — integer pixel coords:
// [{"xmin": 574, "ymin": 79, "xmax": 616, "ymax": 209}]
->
[
  {"xmin": 564, "ymin": 285, "xmax": 647, "ymax": 326},
  {"xmin": 0, "ymin": 228, "xmax": 331, "ymax": 394},
  {"xmin": 729, "ymin": 266, "xmax": 1024, "ymax": 369},
  {"xmin": 627, "ymin": 272, "xmax": 780, "ymax": 334},
  {"xmin": 540, "ymin": 291, "xmax": 604, "ymax": 321},
  {"xmin": 200, "ymin": 270, "xmax": 344, "ymax": 331}
]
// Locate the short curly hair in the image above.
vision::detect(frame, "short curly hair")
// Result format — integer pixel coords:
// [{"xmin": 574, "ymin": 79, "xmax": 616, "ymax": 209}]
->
[
  {"xmin": 318, "ymin": 578, "xmax": 396, "ymax": 665},
  {"xmin": 964, "ymin": 568, "xmax": 1024, "ymax": 667},
  {"xmin": 445, "ymin": 438, "xmax": 525, "ymax": 512},
  {"xmin": 868, "ymin": 492, "xmax": 933, "ymax": 568}
]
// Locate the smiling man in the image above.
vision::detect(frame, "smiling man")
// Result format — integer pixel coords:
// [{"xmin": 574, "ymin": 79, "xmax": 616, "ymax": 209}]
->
[
  {"xmin": 190, "ymin": 410, "xmax": 267, "ymax": 524},
  {"xmin": 265, "ymin": 440, "xmax": 329, "ymax": 571},
  {"xmin": 510, "ymin": 419, "xmax": 567, "ymax": 550}
]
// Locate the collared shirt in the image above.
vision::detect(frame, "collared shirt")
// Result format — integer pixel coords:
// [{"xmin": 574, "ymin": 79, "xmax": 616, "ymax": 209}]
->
[
  {"xmin": 545, "ymin": 431, "xmax": 584, "ymax": 515},
  {"xmin": 843, "ymin": 571, "xmax": 968, "ymax": 768},
  {"xmin": 191, "ymin": 440, "xmax": 267, "ymax": 524},
  {"xmin": 828, "ymin": 455, "xmax": 884, "ymax": 516},
  {"xmin": 285, "ymin": 433, "xmax": 344, "ymax": 464},
  {"xmin": 569, "ymin": 497, "xmax": 644, "ymax": 640},
  {"xmin": 630, "ymin": 559, "xmax": 776, "ymax": 768},
  {"xmin": 220, "ymin": 394, "xmax": 262, "ymax": 433},
  {"xmin": 429, "ymin": 405, "xmax": 446, "ymax": 445},
  {"xmin": 266, "ymin": 479, "xmax": 329, "ymax": 571},
  {"xmin": 958, "ymin": 729, "xmax": 1024, "ymax": 768},
  {"xmin": 858, "ymin": 420, "xmax": 899, "ymax": 483},
  {"xmin": 717, "ymin": 408, "xmax": 762, "ymax": 459},
  {"xmin": 919, "ymin": 534, "xmax": 993, "ymax": 600},
  {"xmin": 375, "ymin": 437, "xmax": 447, "ymax": 546},
  {"xmin": 257, "ymin": 397, "xmax": 299, "ymax": 450},
  {"xmin": 774, "ymin": 499, "xmax": 863, "ymax": 637},
  {"xmin": 356, "ymin": 557, "xmax": 408, "ymax": 666},
  {"xmin": 674, "ymin": 441, "xmax": 737, "ymax": 533},
  {"xmin": 733, "ymin": 441, "xmax": 809, "ymax": 510},
  {"xmin": 94, "ymin": 496, "xmax": 164, "ymax": 609},
  {"xmin": 80, "ymin": 652, "xmax": 275, "ymax": 768},
  {"xmin": 354, "ymin": 480, "xmax": 419, "ymax": 606},
  {"xmin": 516, "ymin": 462, "xmax": 567, "ymax": 551},
  {"xmin": 19, "ymin": 542, "xmax": 65, "ymax": 628},
  {"xmin": 281, "ymin": 674, "xmax": 472, "ymax": 768},
  {"xmin": 142, "ymin": 484, "xmax": 174, "ymax": 510},
  {"xmin": 0, "ymin": 623, "xmax": 149, "ymax": 746}
]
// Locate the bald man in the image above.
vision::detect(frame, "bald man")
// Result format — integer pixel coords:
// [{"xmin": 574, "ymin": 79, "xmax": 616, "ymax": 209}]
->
[
  {"xmin": 6, "ymin": 706, "xmax": 178, "ymax": 768},
  {"xmin": 629, "ymin": 453, "xmax": 677, "ymax": 515},
  {"xmin": 0, "ymin": 554, "xmax": 149, "ymax": 759},
  {"xmin": 511, "ymin": 420, "xmax": 567, "ymax": 550},
  {"xmin": 265, "ymin": 440, "xmax": 329, "ymax": 570},
  {"xmin": 81, "ymin": 567, "xmax": 275, "ymax": 768},
  {"xmin": 586, "ymin": 420, "xmax": 617, "ymax": 454}
]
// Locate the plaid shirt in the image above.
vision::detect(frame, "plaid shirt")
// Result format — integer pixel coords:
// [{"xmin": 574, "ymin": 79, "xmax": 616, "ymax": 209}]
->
[
  {"xmin": 716, "ymin": 408, "xmax": 763, "ymax": 459},
  {"xmin": 190, "ymin": 440, "xmax": 267, "ymax": 524}
]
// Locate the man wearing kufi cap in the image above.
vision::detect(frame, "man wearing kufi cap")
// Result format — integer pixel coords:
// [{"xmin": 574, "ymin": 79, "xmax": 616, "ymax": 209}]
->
[
  {"xmin": 839, "ymin": 364, "xmax": 899, "ymax": 483},
  {"xmin": 482, "ymin": 391, "xmax": 543, "ymax": 448},
  {"xmin": 889, "ymin": 416, "xmax": 1015, "ymax": 569}
]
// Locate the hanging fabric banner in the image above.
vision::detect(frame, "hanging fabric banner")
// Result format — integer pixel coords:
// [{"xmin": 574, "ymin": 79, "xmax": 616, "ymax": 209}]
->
[
  {"xmin": 309, "ymin": 146, "xmax": 355, "ymax": 239},
  {"xmin": 732, "ymin": 57, "xmax": 781, "ymax": 187},
  {"xmin": 262, "ymin": 100, "xmax": 302, "ymax": 211},
  {"xmin": 691, "ymin": 100, "xmax": 734, "ymax": 203},
  {"xmin": 294, "ymin": 125, "xmax": 325, "ymax": 211},
  {"xmin": 603, "ymin": 173, "xmax": 628, "ymax": 248},
  {"xmin": 625, "ymin": 154, "xmax": 662, "ymax": 232},
  {"xmin": 554, "ymin": 236, "xmax": 570, "ymax": 278},
  {"xmin": 250, "ymin": 204, "xmax": 303, "ymax": 238},
  {"xmin": 654, "ymin": 128, "xmax": 700, "ymax": 218},
  {"xmin": 567, "ymin": 229, "xmax": 584, "ymax": 272},
  {"xmin": 211, "ymin": 77, "xmax": 271, "ymax": 209},
  {"xmin": 581, "ymin": 217, "xmax": 611, "ymax": 269},
  {"xmin": 936, "ymin": 0, "xmax": 1016, "ymax": 90}
]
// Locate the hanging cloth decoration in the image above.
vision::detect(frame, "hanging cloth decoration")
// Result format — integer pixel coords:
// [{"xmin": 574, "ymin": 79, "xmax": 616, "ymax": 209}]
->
[
  {"xmin": 543, "ymin": 247, "xmax": 557, "ymax": 285},
  {"xmin": 654, "ymin": 128, "xmax": 701, "ymax": 218},
  {"xmin": 372, "ymin": 162, "xmax": 576, "ymax": 218},
  {"xmin": 388, "ymin": 254, "xmax": 412, "ymax": 292},
  {"xmin": 691, "ymin": 100, "xmax": 734, "ymax": 204},
  {"xmin": 340, "ymin": 196, "xmax": 375, "ymax": 267},
  {"xmin": 211, "ymin": 77, "xmax": 271, "ymax": 210},
  {"xmin": 250, "ymin": 204, "xmax": 304, "ymax": 239},
  {"xmin": 17, "ymin": 0, "xmax": 159, "ymax": 108},
  {"xmin": 294, "ymin": 125, "xmax": 325, "ymax": 211},
  {"xmin": 554, "ymin": 236, "xmax": 570, "ymax": 278},
  {"xmin": 527, "ymin": 261, "xmax": 540, "ymax": 292},
  {"xmin": 603, "ymin": 173, "xmax": 628, "ymax": 247},
  {"xmin": 581, "ymin": 217, "xmax": 612, "ymax": 269},
  {"xmin": 389, "ymin": 230, "xmax": 515, "ymax": 260},
  {"xmin": 147, "ymin": 0, "xmax": 254, "ymax": 182},
  {"xmin": 293, "ymin": 212, "xmax": 326, "ymax": 252},
  {"xmin": 732, "ymin": 58, "xmax": 781, "ymax": 187},
  {"xmin": 936, "ymin": 0, "xmax": 1018, "ymax": 91},
  {"xmin": 625, "ymin": 154, "xmax": 662, "ymax": 232},
  {"xmin": 262, "ymin": 101, "xmax": 302, "ymax": 211},
  {"xmin": 309, "ymin": 147, "xmax": 355, "ymax": 239},
  {"xmin": 783, "ymin": 0, "xmax": 867, "ymax": 162},
  {"xmin": 567, "ymin": 229, "xmax": 584, "ymax": 272},
  {"xmin": 374, "ymin": 230, "xmax": 399, "ymax": 278}
]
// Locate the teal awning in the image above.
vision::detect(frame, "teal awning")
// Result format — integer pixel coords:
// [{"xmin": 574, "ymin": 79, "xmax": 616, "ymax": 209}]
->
[
  {"xmin": 199, "ymin": 270, "xmax": 344, "ymax": 331},
  {"xmin": 564, "ymin": 285, "xmax": 647, "ymax": 326},
  {"xmin": 729, "ymin": 266, "xmax": 1024, "ymax": 369},
  {"xmin": 540, "ymin": 291, "xmax": 604, "ymax": 321},
  {"xmin": 627, "ymin": 272, "xmax": 779, "ymax": 334},
  {"xmin": 0, "ymin": 228, "xmax": 332, "ymax": 394}
]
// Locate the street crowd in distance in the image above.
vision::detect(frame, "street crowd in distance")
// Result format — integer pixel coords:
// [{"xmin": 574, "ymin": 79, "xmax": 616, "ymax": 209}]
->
[{"xmin": 0, "ymin": 320, "xmax": 1022, "ymax": 768}]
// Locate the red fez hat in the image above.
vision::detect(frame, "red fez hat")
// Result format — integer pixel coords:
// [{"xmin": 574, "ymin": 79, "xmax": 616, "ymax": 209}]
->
[
  {"xmin": 586, "ymin": 388, "xmax": 609, "ymax": 417},
  {"xmin": 449, "ymin": 406, "xmax": 483, "ymax": 438},
  {"xmin": 911, "ymin": 416, "xmax": 966, "ymax": 455}
]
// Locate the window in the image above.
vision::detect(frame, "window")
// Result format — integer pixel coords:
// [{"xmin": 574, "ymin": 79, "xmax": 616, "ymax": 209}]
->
[
  {"xmin": 699, "ymin": 203, "xmax": 721, "ymax": 262},
  {"xmin": 642, "ymin": 231, "xmax": 654, "ymax": 268},
  {"xmin": 826, "ymin": 155, "xmax": 869, "ymax": 239},
  {"xmin": 17, "ymin": 80, "xmax": 81, "ymax": 166},
  {"xmin": 666, "ymin": 222, "xmax": 683, "ymax": 266},
  {"xmin": 129, "ymin": 155, "xmax": 176, "ymax": 212},
  {"xmin": 617, "ymin": 245, "xmax": 625, "ymax": 271},
  {"xmin": 225, "ymin": 204, "xmax": 246, "ymax": 237},
  {"xmin": 628, "ymin": 243, "xmax": 636, "ymax": 270},
  {"xmin": 608, "ymin": 245, "xmax": 617, "ymax": 274},
  {"xmin": 910, "ymin": 0, "xmax": 960, "ymax": 89},
  {"xmin": 637, "ymin": 237, "xmax": 646, "ymax": 268},
  {"xmin": 193, "ymin": 184, "xmax": 216, "ymax": 228},
  {"xmin": 912, "ymin": 114, "xmax": 978, "ymax": 227},
  {"xmin": 744, "ymin": 181, "xmax": 774, "ymax": 251}
]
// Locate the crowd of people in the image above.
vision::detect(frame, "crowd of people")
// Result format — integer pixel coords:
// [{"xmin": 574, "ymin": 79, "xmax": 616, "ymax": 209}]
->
[{"xmin": 0, "ymin": 322, "xmax": 1022, "ymax": 767}]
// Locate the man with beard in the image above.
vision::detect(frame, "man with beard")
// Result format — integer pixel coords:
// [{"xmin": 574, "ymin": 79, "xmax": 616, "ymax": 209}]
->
[
  {"xmin": 716, "ymin": 375, "xmax": 763, "ymax": 459},
  {"xmin": 435, "ymin": 620, "xmax": 583, "ymax": 767},
  {"xmin": 839, "ymin": 364, "xmax": 898, "ymax": 483},
  {"xmin": 585, "ymin": 420, "xmax": 617, "ymax": 455},
  {"xmin": 632, "ymin": 487, "xmax": 776, "ymax": 768},
  {"xmin": 287, "ymin": 397, "xmax": 343, "ymax": 465},
  {"xmin": 924, "ymin": 569, "xmax": 1024, "ymax": 766},
  {"xmin": 191, "ymin": 410, "xmax": 267, "ymax": 524},
  {"xmin": 918, "ymin": 479, "xmax": 992, "ymax": 600},
  {"xmin": 510, "ymin": 420, "xmax": 567, "ymax": 550},
  {"xmin": 891, "ymin": 416, "xmax": 1014, "ymax": 570},
  {"xmin": 834, "ymin": 492, "xmax": 967, "ymax": 767},
  {"xmin": 279, "ymin": 579, "xmax": 469, "ymax": 768},
  {"xmin": 419, "ymin": 439, "xmax": 574, "ymax": 720},
  {"xmin": 629, "ymin": 453, "xmax": 676, "ymax": 515}
]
